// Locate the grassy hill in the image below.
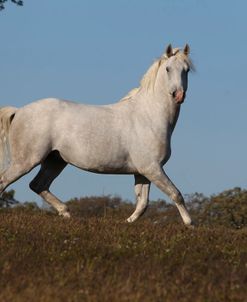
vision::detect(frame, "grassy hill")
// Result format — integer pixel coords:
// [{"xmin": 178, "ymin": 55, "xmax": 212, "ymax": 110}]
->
[{"xmin": 1, "ymin": 188, "xmax": 247, "ymax": 301}]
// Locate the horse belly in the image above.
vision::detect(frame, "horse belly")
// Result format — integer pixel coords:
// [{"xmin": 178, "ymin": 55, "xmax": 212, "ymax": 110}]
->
[
  {"xmin": 65, "ymin": 151, "xmax": 136, "ymax": 174},
  {"xmin": 57, "ymin": 136, "xmax": 136, "ymax": 174}
]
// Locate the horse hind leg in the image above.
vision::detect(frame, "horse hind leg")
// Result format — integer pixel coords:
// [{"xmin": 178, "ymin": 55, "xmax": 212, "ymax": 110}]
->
[
  {"xmin": 29, "ymin": 150, "xmax": 70, "ymax": 218},
  {"xmin": 0, "ymin": 158, "xmax": 40, "ymax": 194},
  {"xmin": 127, "ymin": 175, "xmax": 150, "ymax": 223}
]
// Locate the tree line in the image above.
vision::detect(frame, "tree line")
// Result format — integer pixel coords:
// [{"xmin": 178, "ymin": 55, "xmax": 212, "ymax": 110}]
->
[{"xmin": 2, "ymin": 187, "xmax": 247, "ymax": 229}]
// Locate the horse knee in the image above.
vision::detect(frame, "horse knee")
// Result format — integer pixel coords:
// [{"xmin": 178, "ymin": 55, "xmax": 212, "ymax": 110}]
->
[{"xmin": 171, "ymin": 191, "xmax": 184, "ymax": 205}]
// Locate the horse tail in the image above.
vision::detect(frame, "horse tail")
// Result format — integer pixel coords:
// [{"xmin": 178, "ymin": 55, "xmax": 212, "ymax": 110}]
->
[{"xmin": 0, "ymin": 106, "xmax": 18, "ymax": 174}]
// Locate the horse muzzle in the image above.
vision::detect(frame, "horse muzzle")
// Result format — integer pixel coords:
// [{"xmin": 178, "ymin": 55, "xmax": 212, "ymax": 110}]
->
[{"xmin": 171, "ymin": 89, "xmax": 186, "ymax": 104}]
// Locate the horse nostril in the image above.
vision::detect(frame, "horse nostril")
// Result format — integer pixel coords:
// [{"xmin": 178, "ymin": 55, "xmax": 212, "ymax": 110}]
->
[{"xmin": 172, "ymin": 91, "xmax": 176, "ymax": 98}]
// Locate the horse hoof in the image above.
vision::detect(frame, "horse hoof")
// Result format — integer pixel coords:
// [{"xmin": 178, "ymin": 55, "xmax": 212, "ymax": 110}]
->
[
  {"xmin": 185, "ymin": 222, "xmax": 196, "ymax": 229},
  {"xmin": 60, "ymin": 211, "xmax": 71, "ymax": 219},
  {"xmin": 126, "ymin": 216, "xmax": 137, "ymax": 223}
]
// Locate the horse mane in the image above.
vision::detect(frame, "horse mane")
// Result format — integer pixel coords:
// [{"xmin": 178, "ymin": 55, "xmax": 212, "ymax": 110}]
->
[
  {"xmin": 119, "ymin": 47, "xmax": 194, "ymax": 102},
  {"xmin": 119, "ymin": 88, "xmax": 140, "ymax": 102}
]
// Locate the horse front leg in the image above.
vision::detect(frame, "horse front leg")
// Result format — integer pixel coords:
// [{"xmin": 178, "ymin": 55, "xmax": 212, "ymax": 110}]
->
[
  {"xmin": 127, "ymin": 174, "xmax": 150, "ymax": 223},
  {"xmin": 143, "ymin": 166, "xmax": 193, "ymax": 226}
]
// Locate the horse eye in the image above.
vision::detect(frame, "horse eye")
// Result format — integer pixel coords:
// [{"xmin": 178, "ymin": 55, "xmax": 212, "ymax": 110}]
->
[{"xmin": 166, "ymin": 67, "xmax": 170, "ymax": 73}]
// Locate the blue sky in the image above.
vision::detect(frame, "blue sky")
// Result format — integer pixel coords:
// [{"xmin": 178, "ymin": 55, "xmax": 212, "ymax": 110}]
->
[{"xmin": 1, "ymin": 0, "xmax": 247, "ymax": 204}]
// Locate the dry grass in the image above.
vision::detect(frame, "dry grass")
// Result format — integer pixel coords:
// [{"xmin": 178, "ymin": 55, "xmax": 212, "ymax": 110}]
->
[{"xmin": 1, "ymin": 197, "xmax": 247, "ymax": 302}]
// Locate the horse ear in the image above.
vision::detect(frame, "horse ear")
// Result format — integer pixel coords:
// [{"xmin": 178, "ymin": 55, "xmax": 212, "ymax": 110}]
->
[
  {"xmin": 184, "ymin": 44, "xmax": 190, "ymax": 56},
  {"xmin": 166, "ymin": 44, "xmax": 173, "ymax": 58}
]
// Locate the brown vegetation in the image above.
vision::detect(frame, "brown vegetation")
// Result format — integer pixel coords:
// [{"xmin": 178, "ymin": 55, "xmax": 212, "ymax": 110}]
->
[{"xmin": 1, "ymin": 188, "xmax": 247, "ymax": 301}]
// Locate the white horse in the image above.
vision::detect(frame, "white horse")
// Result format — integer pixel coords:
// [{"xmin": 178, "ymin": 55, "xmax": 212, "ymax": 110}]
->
[{"xmin": 0, "ymin": 44, "xmax": 194, "ymax": 226}]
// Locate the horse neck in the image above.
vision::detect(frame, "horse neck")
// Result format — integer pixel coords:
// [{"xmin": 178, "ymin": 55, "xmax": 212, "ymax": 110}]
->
[{"xmin": 137, "ymin": 80, "xmax": 181, "ymax": 136}]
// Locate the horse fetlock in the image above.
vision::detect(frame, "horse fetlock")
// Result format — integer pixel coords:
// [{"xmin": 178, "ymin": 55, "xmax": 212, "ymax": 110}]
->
[
  {"xmin": 185, "ymin": 221, "xmax": 195, "ymax": 229},
  {"xmin": 183, "ymin": 214, "xmax": 192, "ymax": 224},
  {"xmin": 57, "ymin": 204, "xmax": 70, "ymax": 217},
  {"xmin": 59, "ymin": 210, "xmax": 71, "ymax": 218},
  {"xmin": 178, "ymin": 207, "xmax": 193, "ymax": 226},
  {"xmin": 126, "ymin": 213, "xmax": 140, "ymax": 223},
  {"xmin": 58, "ymin": 206, "xmax": 71, "ymax": 218},
  {"xmin": 172, "ymin": 192, "xmax": 184, "ymax": 205}
]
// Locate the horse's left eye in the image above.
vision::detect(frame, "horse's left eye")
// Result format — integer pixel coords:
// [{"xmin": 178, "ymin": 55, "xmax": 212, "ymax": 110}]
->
[{"xmin": 166, "ymin": 67, "xmax": 170, "ymax": 73}]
